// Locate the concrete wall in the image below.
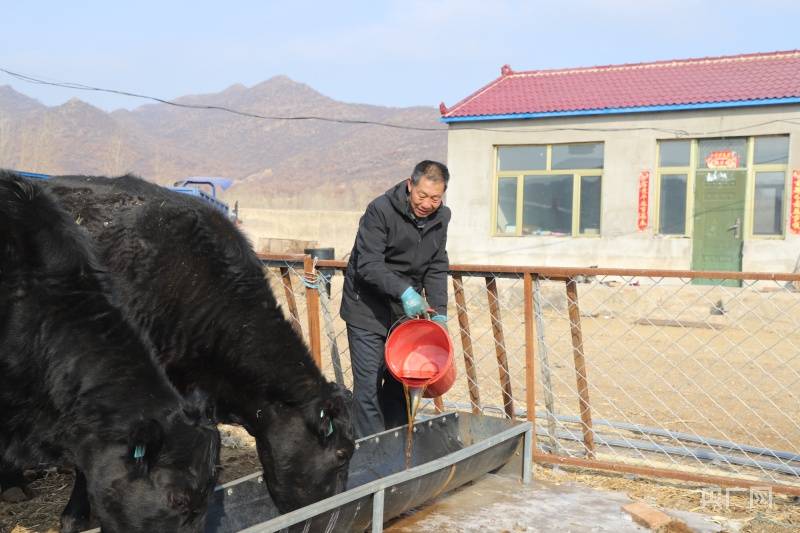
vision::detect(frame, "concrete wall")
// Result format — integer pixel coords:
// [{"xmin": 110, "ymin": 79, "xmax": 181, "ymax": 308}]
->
[
  {"xmin": 238, "ymin": 208, "xmax": 362, "ymax": 259},
  {"xmin": 446, "ymin": 105, "xmax": 800, "ymax": 272}
]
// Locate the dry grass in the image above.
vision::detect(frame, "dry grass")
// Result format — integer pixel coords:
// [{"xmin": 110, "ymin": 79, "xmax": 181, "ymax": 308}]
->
[{"xmin": 1, "ymin": 468, "xmax": 70, "ymax": 533}]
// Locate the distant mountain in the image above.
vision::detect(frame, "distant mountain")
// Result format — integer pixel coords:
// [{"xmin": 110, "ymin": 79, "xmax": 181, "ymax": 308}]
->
[
  {"xmin": 0, "ymin": 78, "xmax": 446, "ymax": 208},
  {"xmin": 0, "ymin": 85, "xmax": 44, "ymax": 114}
]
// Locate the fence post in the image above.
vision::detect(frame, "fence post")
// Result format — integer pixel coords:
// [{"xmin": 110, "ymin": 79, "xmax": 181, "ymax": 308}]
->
[
  {"xmin": 523, "ymin": 273, "xmax": 538, "ymax": 465},
  {"xmin": 304, "ymin": 254, "xmax": 322, "ymax": 368},
  {"xmin": 565, "ymin": 278, "xmax": 595, "ymax": 459},
  {"xmin": 371, "ymin": 488, "xmax": 385, "ymax": 533},
  {"xmin": 485, "ymin": 276, "xmax": 514, "ymax": 419},
  {"xmin": 279, "ymin": 266, "xmax": 303, "ymax": 337},
  {"xmin": 452, "ymin": 274, "xmax": 481, "ymax": 414}
]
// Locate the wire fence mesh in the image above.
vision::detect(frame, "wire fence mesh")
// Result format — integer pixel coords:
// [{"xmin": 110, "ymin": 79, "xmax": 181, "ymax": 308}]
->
[
  {"xmin": 263, "ymin": 258, "xmax": 354, "ymax": 390},
  {"xmin": 531, "ymin": 273, "xmax": 800, "ymax": 491},
  {"xmin": 260, "ymin": 255, "xmax": 800, "ymax": 493}
]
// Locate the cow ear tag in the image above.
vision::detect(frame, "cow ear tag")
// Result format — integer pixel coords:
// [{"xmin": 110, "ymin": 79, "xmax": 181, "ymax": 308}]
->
[
  {"xmin": 134, "ymin": 445, "xmax": 146, "ymax": 461},
  {"xmin": 321, "ymin": 410, "xmax": 334, "ymax": 438}
]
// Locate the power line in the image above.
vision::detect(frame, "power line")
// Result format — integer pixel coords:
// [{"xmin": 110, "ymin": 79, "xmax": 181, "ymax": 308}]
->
[
  {"xmin": 3, "ymin": 67, "xmax": 800, "ymax": 138},
  {"xmin": 0, "ymin": 68, "xmax": 441, "ymax": 131}
]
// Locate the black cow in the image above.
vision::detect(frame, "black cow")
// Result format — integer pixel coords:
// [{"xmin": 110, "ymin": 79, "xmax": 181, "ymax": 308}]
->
[
  {"xmin": 0, "ymin": 173, "xmax": 220, "ymax": 533},
  {"xmin": 43, "ymin": 174, "xmax": 355, "ymax": 515}
]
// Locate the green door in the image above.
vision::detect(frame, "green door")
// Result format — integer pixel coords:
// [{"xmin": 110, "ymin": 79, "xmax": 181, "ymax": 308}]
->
[{"xmin": 691, "ymin": 167, "xmax": 746, "ymax": 286}]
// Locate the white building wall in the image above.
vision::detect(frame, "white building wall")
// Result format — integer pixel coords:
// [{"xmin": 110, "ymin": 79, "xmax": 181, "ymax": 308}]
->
[{"xmin": 445, "ymin": 105, "xmax": 800, "ymax": 272}]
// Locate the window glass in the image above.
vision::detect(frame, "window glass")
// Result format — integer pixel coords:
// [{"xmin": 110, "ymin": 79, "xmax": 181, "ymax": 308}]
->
[
  {"xmin": 552, "ymin": 143, "xmax": 604, "ymax": 169},
  {"xmin": 497, "ymin": 145, "xmax": 546, "ymax": 171},
  {"xmin": 754, "ymin": 136, "xmax": 789, "ymax": 165},
  {"xmin": 522, "ymin": 174, "xmax": 573, "ymax": 235},
  {"xmin": 753, "ymin": 171, "xmax": 785, "ymax": 235},
  {"xmin": 579, "ymin": 176, "xmax": 601, "ymax": 234},
  {"xmin": 697, "ymin": 138, "xmax": 747, "ymax": 169},
  {"xmin": 659, "ymin": 174, "xmax": 687, "ymax": 235},
  {"xmin": 496, "ymin": 177, "xmax": 518, "ymax": 234},
  {"xmin": 659, "ymin": 140, "xmax": 691, "ymax": 167}
]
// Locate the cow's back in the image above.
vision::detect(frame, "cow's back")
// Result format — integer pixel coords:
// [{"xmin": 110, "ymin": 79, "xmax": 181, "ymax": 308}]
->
[{"xmin": 43, "ymin": 174, "xmax": 292, "ymax": 394}]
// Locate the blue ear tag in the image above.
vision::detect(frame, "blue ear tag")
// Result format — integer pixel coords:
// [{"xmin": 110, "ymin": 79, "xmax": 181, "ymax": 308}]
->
[
  {"xmin": 320, "ymin": 410, "xmax": 334, "ymax": 437},
  {"xmin": 134, "ymin": 445, "xmax": 146, "ymax": 460}
]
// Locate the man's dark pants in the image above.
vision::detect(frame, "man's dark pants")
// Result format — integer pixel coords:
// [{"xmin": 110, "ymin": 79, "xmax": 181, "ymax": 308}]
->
[{"xmin": 347, "ymin": 324, "xmax": 408, "ymax": 439}]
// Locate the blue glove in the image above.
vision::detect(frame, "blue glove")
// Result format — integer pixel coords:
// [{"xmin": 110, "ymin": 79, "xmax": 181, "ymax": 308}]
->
[
  {"xmin": 401, "ymin": 287, "xmax": 426, "ymax": 318},
  {"xmin": 431, "ymin": 314, "xmax": 447, "ymax": 325}
]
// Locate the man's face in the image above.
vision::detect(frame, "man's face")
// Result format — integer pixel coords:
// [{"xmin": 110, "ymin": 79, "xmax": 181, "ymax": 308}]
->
[{"xmin": 406, "ymin": 177, "xmax": 446, "ymax": 218}]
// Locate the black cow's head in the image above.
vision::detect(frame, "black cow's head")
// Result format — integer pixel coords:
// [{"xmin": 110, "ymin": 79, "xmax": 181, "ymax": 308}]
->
[
  {"xmin": 253, "ymin": 381, "xmax": 354, "ymax": 513},
  {"xmin": 79, "ymin": 396, "xmax": 220, "ymax": 533}
]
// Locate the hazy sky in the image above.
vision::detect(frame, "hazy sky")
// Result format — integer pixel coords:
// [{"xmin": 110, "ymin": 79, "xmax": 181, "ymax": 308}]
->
[{"xmin": 1, "ymin": 0, "xmax": 798, "ymax": 112}]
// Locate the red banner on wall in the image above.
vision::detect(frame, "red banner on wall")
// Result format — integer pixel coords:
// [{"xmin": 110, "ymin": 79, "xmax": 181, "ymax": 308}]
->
[
  {"xmin": 637, "ymin": 171, "xmax": 650, "ymax": 231},
  {"xmin": 790, "ymin": 170, "xmax": 800, "ymax": 235}
]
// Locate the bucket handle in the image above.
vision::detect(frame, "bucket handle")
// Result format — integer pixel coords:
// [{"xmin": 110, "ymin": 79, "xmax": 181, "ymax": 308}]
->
[{"xmin": 387, "ymin": 308, "xmax": 436, "ymax": 336}]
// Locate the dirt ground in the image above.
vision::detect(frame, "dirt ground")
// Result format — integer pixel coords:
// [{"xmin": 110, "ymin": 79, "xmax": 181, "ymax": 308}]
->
[
  {"xmin": 535, "ymin": 464, "xmax": 800, "ymax": 533},
  {"xmin": 3, "ymin": 423, "xmax": 797, "ymax": 532},
  {"xmin": 385, "ymin": 467, "xmax": 800, "ymax": 533}
]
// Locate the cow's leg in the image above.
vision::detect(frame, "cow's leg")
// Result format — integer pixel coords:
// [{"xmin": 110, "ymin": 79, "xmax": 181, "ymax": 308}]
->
[{"xmin": 60, "ymin": 469, "xmax": 90, "ymax": 533}]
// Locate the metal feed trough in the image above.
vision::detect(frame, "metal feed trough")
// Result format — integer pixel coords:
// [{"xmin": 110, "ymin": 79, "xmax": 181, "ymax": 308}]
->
[
  {"xmin": 208, "ymin": 412, "xmax": 532, "ymax": 533},
  {"xmin": 81, "ymin": 412, "xmax": 531, "ymax": 533}
]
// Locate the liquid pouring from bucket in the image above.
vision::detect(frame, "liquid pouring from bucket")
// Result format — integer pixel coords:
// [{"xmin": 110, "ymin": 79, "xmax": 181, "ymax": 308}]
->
[{"xmin": 385, "ymin": 313, "xmax": 456, "ymax": 421}]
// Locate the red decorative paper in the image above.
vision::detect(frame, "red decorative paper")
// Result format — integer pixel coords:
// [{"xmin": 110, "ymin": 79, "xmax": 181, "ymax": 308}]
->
[
  {"xmin": 637, "ymin": 171, "xmax": 650, "ymax": 231},
  {"xmin": 705, "ymin": 149, "xmax": 740, "ymax": 169},
  {"xmin": 790, "ymin": 170, "xmax": 800, "ymax": 234}
]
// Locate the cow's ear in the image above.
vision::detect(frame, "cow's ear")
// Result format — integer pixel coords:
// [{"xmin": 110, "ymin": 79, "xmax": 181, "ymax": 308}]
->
[
  {"xmin": 340, "ymin": 387, "xmax": 354, "ymax": 413},
  {"xmin": 127, "ymin": 418, "xmax": 164, "ymax": 474},
  {"xmin": 327, "ymin": 382, "xmax": 351, "ymax": 413}
]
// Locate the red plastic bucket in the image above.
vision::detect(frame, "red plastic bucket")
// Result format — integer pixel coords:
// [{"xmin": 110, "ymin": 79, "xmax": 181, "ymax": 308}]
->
[{"xmin": 385, "ymin": 319, "xmax": 456, "ymax": 398}]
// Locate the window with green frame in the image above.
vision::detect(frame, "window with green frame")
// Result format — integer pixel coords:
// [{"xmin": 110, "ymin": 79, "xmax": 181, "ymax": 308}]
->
[
  {"xmin": 494, "ymin": 143, "xmax": 603, "ymax": 236},
  {"xmin": 656, "ymin": 135, "xmax": 788, "ymax": 237}
]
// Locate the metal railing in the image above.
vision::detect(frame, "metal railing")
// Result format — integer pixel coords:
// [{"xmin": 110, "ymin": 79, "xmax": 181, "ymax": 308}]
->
[{"xmin": 258, "ymin": 253, "xmax": 800, "ymax": 496}]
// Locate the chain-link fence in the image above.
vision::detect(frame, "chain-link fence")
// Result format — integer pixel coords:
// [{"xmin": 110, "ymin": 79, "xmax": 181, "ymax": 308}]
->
[
  {"xmin": 259, "ymin": 254, "xmax": 800, "ymax": 496},
  {"xmin": 261, "ymin": 255, "xmax": 353, "ymax": 389},
  {"xmin": 524, "ymin": 269, "xmax": 800, "ymax": 497}
]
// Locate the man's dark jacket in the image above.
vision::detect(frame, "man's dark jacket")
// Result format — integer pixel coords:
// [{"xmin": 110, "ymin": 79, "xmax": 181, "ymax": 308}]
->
[{"xmin": 340, "ymin": 180, "xmax": 450, "ymax": 336}]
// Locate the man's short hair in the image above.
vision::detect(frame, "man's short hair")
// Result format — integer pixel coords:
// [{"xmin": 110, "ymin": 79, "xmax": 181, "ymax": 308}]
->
[{"xmin": 410, "ymin": 160, "xmax": 450, "ymax": 187}]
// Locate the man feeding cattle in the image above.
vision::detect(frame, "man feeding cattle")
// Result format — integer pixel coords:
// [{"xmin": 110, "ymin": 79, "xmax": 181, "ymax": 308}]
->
[{"xmin": 340, "ymin": 160, "xmax": 451, "ymax": 438}]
